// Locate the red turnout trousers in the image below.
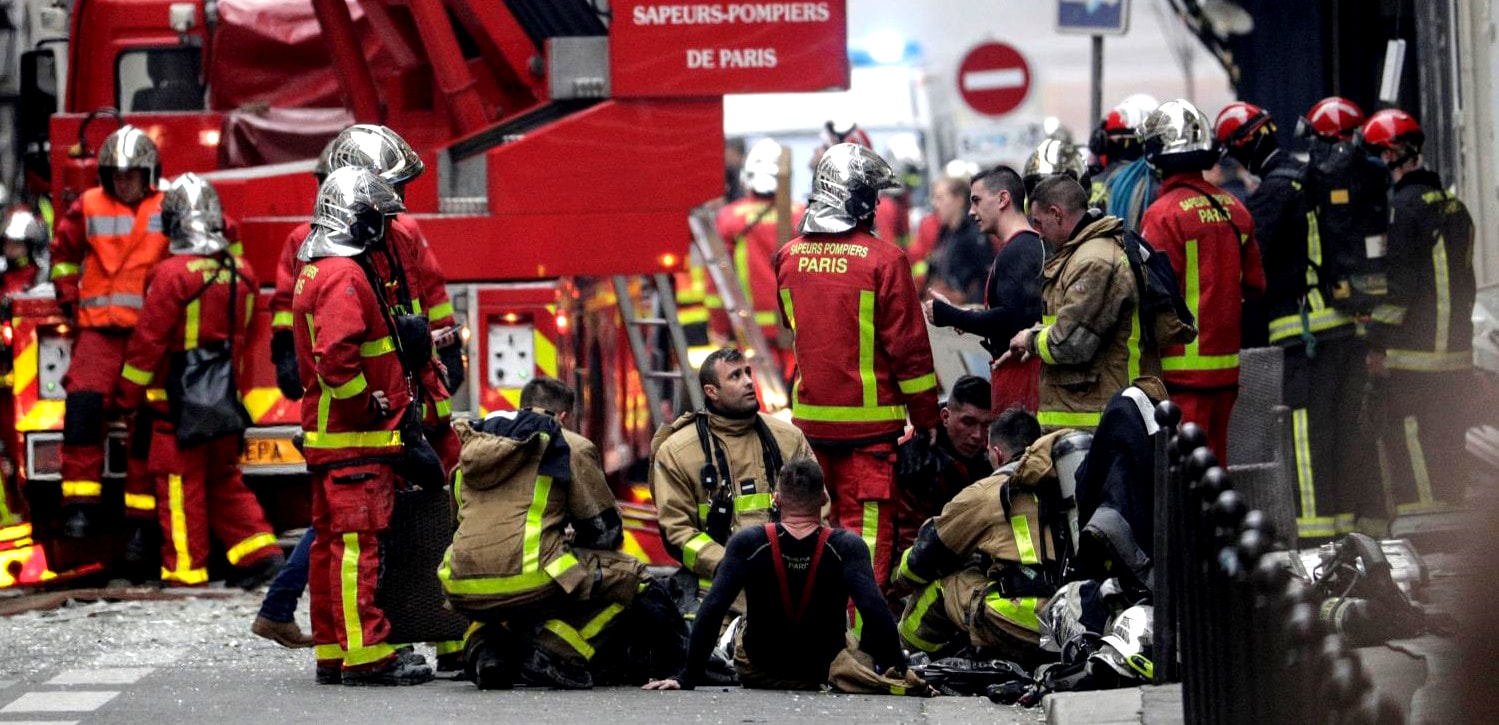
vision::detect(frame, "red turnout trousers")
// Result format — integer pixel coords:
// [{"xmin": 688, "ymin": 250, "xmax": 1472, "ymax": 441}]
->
[
  {"xmin": 310, "ymin": 461, "xmax": 398, "ymax": 670},
  {"xmin": 151, "ymin": 425, "xmax": 278, "ymax": 586},
  {"xmin": 60, "ymin": 329, "xmax": 155, "ymax": 519}
]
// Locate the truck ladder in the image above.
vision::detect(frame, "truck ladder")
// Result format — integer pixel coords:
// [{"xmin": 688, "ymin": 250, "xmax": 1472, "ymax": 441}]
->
[
  {"xmin": 613, "ymin": 274, "xmax": 703, "ymax": 429},
  {"xmin": 686, "ymin": 208, "xmax": 790, "ymax": 411}
]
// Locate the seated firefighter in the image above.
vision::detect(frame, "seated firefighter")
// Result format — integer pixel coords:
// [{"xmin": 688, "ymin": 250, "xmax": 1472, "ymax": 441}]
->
[
  {"xmin": 441, "ymin": 379, "xmax": 683, "ymax": 690},
  {"xmin": 651, "ymin": 348, "xmax": 811, "ymax": 604},
  {"xmin": 895, "ymin": 417, "xmax": 1082, "ymax": 668},
  {"xmin": 894, "ymin": 375, "xmax": 997, "ymax": 553},
  {"xmin": 645, "ymin": 458, "xmax": 923, "ymax": 694}
]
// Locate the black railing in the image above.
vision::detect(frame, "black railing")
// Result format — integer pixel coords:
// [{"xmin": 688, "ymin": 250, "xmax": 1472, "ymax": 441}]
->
[{"xmin": 1151, "ymin": 402, "xmax": 1403, "ymax": 725}]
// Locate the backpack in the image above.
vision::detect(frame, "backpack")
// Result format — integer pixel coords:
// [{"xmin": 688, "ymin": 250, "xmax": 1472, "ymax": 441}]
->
[
  {"xmin": 1304, "ymin": 141, "xmax": 1392, "ymax": 313},
  {"xmin": 167, "ymin": 255, "xmax": 252, "ymax": 446},
  {"xmin": 1120, "ymin": 230, "xmax": 1197, "ymax": 349}
]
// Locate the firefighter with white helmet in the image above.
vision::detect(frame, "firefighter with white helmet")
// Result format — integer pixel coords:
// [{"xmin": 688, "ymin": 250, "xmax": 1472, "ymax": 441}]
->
[
  {"xmin": 1102, "ymin": 95, "xmax": 1163, "ymax": 231},
  {"xmin": 49, "ymin": 125, "xmax": 172, "ymax": 550},
  {"xmin": 0, "ymin": 207, "xmax": 48, "ymax": 296},
  {"xmin": 1023, "ymin": 139, "xmax": 1089, "ymax": 198},
  {"xmin": 776, "ymin": 143, "xmax": 940, "ymax": 595}
]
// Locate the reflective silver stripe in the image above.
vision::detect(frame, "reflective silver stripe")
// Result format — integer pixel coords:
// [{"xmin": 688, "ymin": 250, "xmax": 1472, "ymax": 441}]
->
[
  {"xmin": 80, "ymin": 293, "xmax": 145, "ymax": 309},
  {"xmin": 85, "ymin": 215, "xmax": 137, "ymax": 237},
  {"xmin": 146, "ymin": 214, "xmax": 163, "ymax": 233}
]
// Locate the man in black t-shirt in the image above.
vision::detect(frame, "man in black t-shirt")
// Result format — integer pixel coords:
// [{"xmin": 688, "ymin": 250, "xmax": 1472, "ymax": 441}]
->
[{"xmin": 643, "ymin": 458, "xmax": 905, "ymax": 691}]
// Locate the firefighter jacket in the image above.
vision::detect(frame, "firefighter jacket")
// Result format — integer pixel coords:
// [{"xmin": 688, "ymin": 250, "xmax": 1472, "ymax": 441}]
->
[
  {"xmin": 650, "ymin": 408, "xmax": 812, "ymax": 580},
  {"xmin": 1, "ymin": 260, "xmax": 37, "ymax": 298},
  {"xmin": 714, "ymin": 196, "xmax": 806, "ymax": 336},
  {"xmin": 1141, "ymin": 173, "xmax": 1266, "ymax": 389},
  {"xmin": 895, "ymin": 430, "xmax": 1074, "ymax": 625},
  {"xmin": 50, "ymin": 188, "xmax": 170, "ymax": 328},
  {"xmin": 291, "ymin": 256, "xmax": 411, "ymax": 468},
  {"xmin": 440, "ymin": 413, "xmax": 623, "ymax": 610},
  {"xmin": 1368, "ymin": 169, "xmax": 1476, "ymax": 373},
  {"xmin": 775, "ymin": 226, "xmax": 941, "ymax": 444},
  {"xmin": 1027, "ymin": 213, "xmax": 1160, "ymax": 431},
  {"xmin": 1252, "ymin": 152, "xmax": 1357, "ymax": 346},
  {"xmin": 895, "ymin": 424, "xmax": 992, "ymax": 523},
  {"xmin": 116, "ymin": 254, "xmax": 257, "ymax": 414}
]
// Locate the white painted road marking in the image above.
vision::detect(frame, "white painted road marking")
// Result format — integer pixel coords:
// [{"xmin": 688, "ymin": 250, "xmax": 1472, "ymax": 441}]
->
[
  {"xmin": 91, "ymin": 648, "xmax": 185, "ymax": 667},
  {"xmin": 0, "ymin": 721, "xmax": 80, "ymax": 725},
  {"xmin": 45, "ymin": 668, "xmax": 156, "ymax": 686},
  {"xmin": 962, "ymin": 68, "xmax": 1026, "ymax": 92},
  {"xmin": 1, "ymin": 691, "xmax": 119, "ymax": 713}
]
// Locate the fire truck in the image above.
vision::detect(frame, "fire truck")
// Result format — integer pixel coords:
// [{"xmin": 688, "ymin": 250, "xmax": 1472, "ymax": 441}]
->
[{"xmin": 1, "ymin": 0, "xmax": 848, "ymax": 587}]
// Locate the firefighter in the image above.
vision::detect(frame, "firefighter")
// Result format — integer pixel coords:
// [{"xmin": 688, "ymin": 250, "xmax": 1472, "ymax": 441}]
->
[
  {"xmin": 441, "ymin": 389, "xmax": 654, "ymax": 690},
  {"xmin": 1139, "ymin": 99, "xmax": 1266, "ymax": 460},
  {"xmin": 50, "ymin": 125, "xmax": 171, "ymax": 543},
  {"xmin": 1022, "ymin": 140, "xmax": 1089, "ymax": 200},
  {"xmin": 892, "ymin": 375, "xmax": 994, "ymax": 554},
  {"xmin": 651, "ymin": 347, "xmax": 812, "ymax": 601},
  {"xmin": 1088, "ymin": 101, "xmax": 1151, "ymax": 207},
  {"xmin": 113, "ymin": 174, "xmax": 282, "ymax": 587},
  {"xmin": 1298, "ymin": 97, "xmax": 1391, "ymax": 316},
  {"xmin": 1103, "ymin": 95, "xmax": 1163, "ymax": 232},
  {"xmin": 715, "ymin": 139, "xmax": 806, "ymax": 371},
  {"xmin": 895, "ymin": 425, "xmax": 1068, "ymax": 667},
  {"xmin": 1005, "ymin": 176, "xmax": 1161, "ymax": 433},
  {"xmin": 775, "ymin": 143, "xmax": 941, "ymax": 594},
  {"xmin": 293, "ymin": 167, "xmax": 434, "ymax": 686},
  {"xmin": 1361, "ymin": 110, "xmax": 1476, "ymax": 515},
  {"xmin": 1, "ymin": 207, "xmax": 47, "ymax": 297}
]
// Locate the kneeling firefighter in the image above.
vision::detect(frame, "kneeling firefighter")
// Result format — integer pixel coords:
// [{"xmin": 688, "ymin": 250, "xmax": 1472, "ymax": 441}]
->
[
  {"xmin": 441, "ymin": 408, "xmax": 684, "ymax": 690},
  {"xmin": 894, "ymin": 429, "xmax": 1088, "ymax": 668}
]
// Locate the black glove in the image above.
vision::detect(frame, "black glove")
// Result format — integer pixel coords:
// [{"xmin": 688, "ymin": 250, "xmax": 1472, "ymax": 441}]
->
[
  {"xmin": 271, "ymin": 329, "xmax": 303, "ymax": 401},
  {"xmin": 438, "ymin": 343, "xmax": 466, "ymax": 394}
]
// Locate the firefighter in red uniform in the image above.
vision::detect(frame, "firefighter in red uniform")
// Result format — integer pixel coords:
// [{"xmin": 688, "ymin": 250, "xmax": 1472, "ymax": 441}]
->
[
  {"xmin": 1139, "ymin": 100, "xmax": 1266, "ymax": 459},
  {"xmin": 1, "ymin": 207, "xmax": 47, "ymax": 297},
  {"xmin": 775, "ymin": 143, "xmax": 941, "ymax": 594},
  {"xmin": 114, "ymin": 174, "xmax": 283, "ymax": 587},
  {"xmin": 295, "ymin": 166, "xmax": 435, "ymax": 686},
  {"xmin": 715, "ymin": 138, "xmax": 805, "ymax": 373},
  {"xmin": 49, "ymin": 126, "xmax": 171, "ymax": 544}
]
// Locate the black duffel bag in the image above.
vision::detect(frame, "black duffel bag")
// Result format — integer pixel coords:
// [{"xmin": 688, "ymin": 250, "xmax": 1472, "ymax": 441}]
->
[{"xmin": 168, "ymin": 256, "xmax": 252, "ymax": 446}]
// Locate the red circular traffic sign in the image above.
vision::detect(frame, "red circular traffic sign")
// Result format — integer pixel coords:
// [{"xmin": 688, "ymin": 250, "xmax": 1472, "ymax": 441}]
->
[{"xmin": 957, "ymin": 42, "xmax": 1032, "ymax": 117}]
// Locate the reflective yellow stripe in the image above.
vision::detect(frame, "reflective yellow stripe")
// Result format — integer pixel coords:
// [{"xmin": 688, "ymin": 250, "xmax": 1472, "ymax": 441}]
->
[
  {"xmin": 523, "ymin": 471, "xmax": 554, "ymax": 573},
  {"xmin": 168, "ymin": 474, "xmax": 195, "ymax": 582},
  {"xmin": 734, "ymin": 235, "xmax": 755, "ymax": 312},
  {"xmin": 682, "ymin": 532, "xmax": 715, "ymax": 571},
  {"xmin": 1161, "ymin": 352, "xmax": 1240, "ymax": 371},
  {"xmin": 1370, "ymin": 304, "xmax": 1406, "ymax": 325},
  {"xmin": 1042, "ymin": 314, "xmax": 1057, "ymax": 325},
  {"xmin": 324, "ymin": 373, "xmax": 368, "ymax": 400},
  {"xmin": 1292, "ymin": 408, "xmax": 1316, "ymax": 517},
  {"xmin": 734, "ymin": 492, "xmax": 773, "ymax": 514},
  {"xmin": 678, "ymin": 306, "xmax": 709, "ymax": 325},
  {"xmin": 753, "ymin": 310, "xmax": 780, "ymax": 326},
  {"xmin": 428, "ymin": 301, "xmax": 455, "ymax": 322},
  {"xmin": 858, "ymin": 290, "xmax": 876, "ymax": 407},
  {"xmin": 124, "ymin": 493, "xmax": 157, "ymax": 512},
  {"xmin": 704, "ymin": 294, "xmax": 724, "ymax": 310},
  {"xmin": 435, "ymin": 640, "xmax": 464, "ymax": 656},
  {"xmin": 1184, "ymin": 240, "xmax": 1201, "ymax": 357},
  {"xmin": 303, "ymin": 429, "xmax": 403, "ymax": 450},
  {"xmin": 121, "ymin": 363, "xmax": 154, "ymax": 386},
  {"xmin": 51, "ymin": 262, "xmax": 81, "ymax": 279},
  {"xmin": 359, "ymin": 337, "xmax": 395, "ymax": 357},
  {"xmin": 1036, "ymin": 411, "xmax": 1101, "ymax": 428},
  {"xmin": 62, "ymin": 480, "xmax": 103, "ymax": 498},
  {"xmin": 1268, "ymin": 308, "xmax": 1354, "ymax": 343},
  {"xmin": 896, "ymin": 547, "xmax": 927, "ymax": 585},
  {"xmin": 272, "ymin": 310, "xmax": 295, "ymax": 329},
  {"xmin": 344, "ymin": 642, "xmax": 396, "ymax": 668},
  {"xmin": 899, "ymin": 580, "xmax": 945, "ymax": 652},
  {"xmin": 341, "ymin": 533, "xmax": 368, "ymax": 656},
  {"xmin": 779, "ymin": 289, "xmax": 796, "ymax": 331},
  {"xmin": 897, "ymin": 372, "xmax": 937, "ymax": 395},
  {"xmin": 1433, "ymin": 234, "xmax": 1450, "ymax": 353},
  {"xmin": 1403, "ymin": 416, "xmax": 1435, "ymax": 505},
  {"xmin": 580, "ymin": 603, "xmax": 625, "ymax": 641},
  {"xmin": 1161, "ymin": 239, "xmax": 1236, "ymax": 372},
  {"xmin": 438, "ymin": 549, "xmax": 579, "ymax": 596},
  {"xmin": 1297, "ymin": 516, "xmax": 1337, "ymax": 538},
  {"xmin": 1011, "ymin": 513, "xmax": 1039, "ymax": 565},
  {"xmin": 696, "ymin": 503, "xmax": 710, "ymax": 520},
  {"xmin": 861, "ymin": 501, "xmax": 879, "ymax": 568},
  {"xmin": 226, "ymin": 532, "xmax": 279, "ymax": 566},
  {"xmin": 1385, "ymin": 349, "xmax": 1470, "ymax": 372},
  {"xmin": 435, "ymin": 398, "xmax": 452, "ymax": 418},
  {"xmin": 184, "ymin": 299, "xmax": 201, "ymax": 350},
  {"xmin": 160, "ymin": 566, "xmax": 208, "ymax": 585},
  {"xmin": 411, "ymin": 299, "xmax": 423, "ymax": 315},
  {"xmin": 146, "ymin": 388, "xmax": 168, "ymax": 402},
  {"xmin": 984, "ymin": 591, "xmax": 1042, "ymax": 632},
  {"xmin": 544, "ymin": 619, "xmax": 595, "ymax": 660},
  {"xmin": 1036, "ymin": 326, "xmax": 1057, "ymax": 365},
  {"xmin": 1126, "ymin": 308, "xmax": 1142, "ymax": 382},
  {"xmin": 315, "ymin": 644, "xmax": 346, "ymax": 661},
  {"xmin": 792, "ymin": 400, "xmax": 907, "ymax": 423},
  {"xmin": 452, "ymin": 468, "xmax": 464, "ymax": 512}
]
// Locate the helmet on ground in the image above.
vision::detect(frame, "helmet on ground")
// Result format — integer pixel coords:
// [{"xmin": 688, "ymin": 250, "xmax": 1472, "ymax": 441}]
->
[
  {"xmin": 299, "ymin": 167, "xmax": 405, "ymax": 260},
  {"xmin": 741, "ymin": 138, "xmax": 783, "ymax": 197},
  {"xmin": 97, "ymin": 125, "xmax": 162, "ymax": 194},
  {"xmin": 313, "ymin": 138, "xmax": 339, "ymax": 184},
  {"xmin": 1023, "ymin": 140, "xmax": 1087, "ymax": 191},
  {"xmin": 1090, "ymin": 605, "xmax": 1154, "ymax": 683},
  {"xmin": 800, "ymin": 143, "xmax": 900, "ymax": 235},
  {"xmin": 1359, "ymin": 109, "xmax": 1425, "ymax": 156},
  {"xmin": 1141, "ymin": 99, "xmax": 1219, "ymax": 171},
  {"xmin": 1298, "ymin": 96, "xmax": 1365, "ymax": 141},
  {"xmin": 1214, "ymin": 102, "xmax": 1274, "ymax": 149},
  {"xmin": 161, "ymin": 173, "xmax": 231, "ymax": 256},
  {"xmin": 2, "ymin": 207, "xmax": 48, "ymax": 260},
  {"xmin": 326, "ymin": 124, "xmax": 425, "ymax": 186}
]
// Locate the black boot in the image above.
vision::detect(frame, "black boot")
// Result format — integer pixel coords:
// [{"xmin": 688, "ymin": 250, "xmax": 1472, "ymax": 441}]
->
[
  {"xmin": 315, "ymin": 665, "xmax": 342, "ymax": 686},
  {"xmin": 519, "ymin": 647, "xmax": 593, "ymax": 690},
  {"xmin": 341, "ymin": 654, "xmax": 435, "ymax": 687},
  {"xmin": 470, "ymin": 648, "xmax": 513, "ymax": 691}
]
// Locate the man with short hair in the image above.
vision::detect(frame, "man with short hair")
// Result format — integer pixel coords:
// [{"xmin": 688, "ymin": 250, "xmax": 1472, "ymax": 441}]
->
[
  {"xmin": 925, "ymin": 166, "xmax": 1045, "ymax": 413},
  {"xmin": 652, "ymin": 348, "xmax": 812, "ymax": 597},
  {"xmin": 894, "ymin": 376, "xmax": 995, "ymax": 553},
  {"xmin": 644, "ymin": 458, "xmax": 905, "ymax": 691},
  {"xmin": 1005, "ymin": 177, "xmax": 1160, "ymax": 432},
  {"xmin": 989, "ymin": 407, "xmax": 1043, "ymax": 468},
  {"xmin": 917, "ymin": 176, "xmax": 991, "ymax": 304}
]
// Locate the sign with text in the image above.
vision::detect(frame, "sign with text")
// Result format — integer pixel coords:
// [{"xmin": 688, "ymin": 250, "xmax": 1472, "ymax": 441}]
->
[{"xmin": 610, "ymin": 1, "xmax": 850, "ymax": 97}]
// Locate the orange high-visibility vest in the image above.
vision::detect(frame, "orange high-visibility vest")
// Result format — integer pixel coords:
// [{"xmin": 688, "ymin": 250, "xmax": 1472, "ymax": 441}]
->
[{"xmin": 78, "ymin": 188, "xmax": 169, "ymax": 329}]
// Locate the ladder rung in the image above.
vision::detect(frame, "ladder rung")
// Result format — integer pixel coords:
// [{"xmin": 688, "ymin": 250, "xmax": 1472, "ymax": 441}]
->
[
  {"xmin": 632, "ymin": 318, "xmax": 671, "ymax": 327},
  {"xmin": 644, "ymin": 370, "xmax": 685, "ymax": 380}
]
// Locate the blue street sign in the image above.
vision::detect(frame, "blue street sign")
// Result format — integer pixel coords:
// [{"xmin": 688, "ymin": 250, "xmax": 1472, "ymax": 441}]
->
[{"xmin": 1057, "ymin": 0, "xmax": 1131, "ymax": 36}]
